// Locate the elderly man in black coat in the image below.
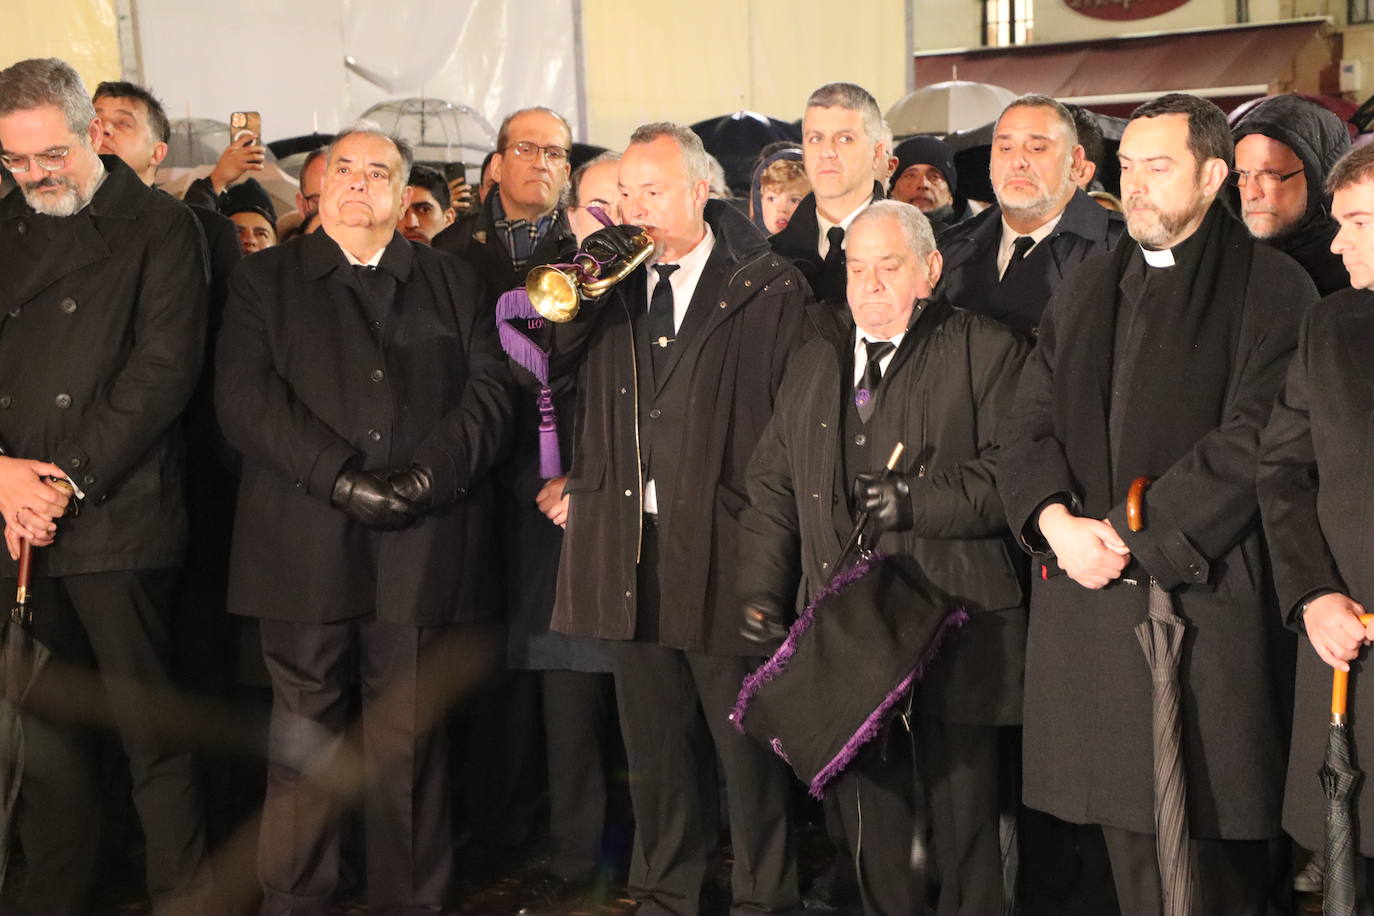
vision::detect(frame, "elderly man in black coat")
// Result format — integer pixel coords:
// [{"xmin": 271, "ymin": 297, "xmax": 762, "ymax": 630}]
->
[
  {"xmin": 215, "ymin": 124, "xmax": 513, "ymax": 915},
  {"xmin": 1259, "ymin": 141, "xmax": 1374, "ymax": 906},
  {"xmin": 739, "ymin": 200, "xmax": 1029, "ymax": 915},
  {"xmin": 546, "ymin": 122, "xmax": 809, "ymax": 915},
  {"xmin": 1233, "ymin": 93, "xmax": 1352, "ymax": 296},
  {"xmin": 938, "ymin": 94, "xmax": 1125, "ymax": 340},
  {"xmin": 0, "ymin": 58, "xmax": 209, "ymax": 915},
  {"xmin": 770, "ymin": 82, "xmax": 889, "ymax": 307},
  {"xmin": 998, "ymin": 93, "xmax": 1317, "ymax": 914}
]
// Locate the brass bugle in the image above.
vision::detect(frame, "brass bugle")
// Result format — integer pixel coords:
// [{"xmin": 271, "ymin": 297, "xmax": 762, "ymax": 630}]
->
[{"xmin": 525, "ymin": 228, "xmax": 655, "ymax": 323}]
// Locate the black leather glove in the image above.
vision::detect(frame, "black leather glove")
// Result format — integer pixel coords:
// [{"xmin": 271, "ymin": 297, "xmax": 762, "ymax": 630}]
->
[
  {"xmin": 331, "ymin": 466, "xmax": 418, "ymax": 530},
  {"xmin": 581, "ymin": 224, "xmax": 647, "ymax": 263},
  {"xmin": 853, "ymin": 473, "xmax": 914, "ymax": 536},
  {"xmin": 740, "ymin": 598, "xmax": 788, "ymax": 644},
  {"xmin": 384, "ymin": 464, "xmax": 436, "ymax": 512}
]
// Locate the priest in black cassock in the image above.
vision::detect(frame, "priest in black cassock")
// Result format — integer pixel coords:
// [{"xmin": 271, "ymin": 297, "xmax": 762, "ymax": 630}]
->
[
  {"xmin": 997, "ymin": 93, "xmax": 1318, "ymax": 914},
  {"xmin": 739, "ymin": 200, "xmax": 1029, "ymax": 915}
]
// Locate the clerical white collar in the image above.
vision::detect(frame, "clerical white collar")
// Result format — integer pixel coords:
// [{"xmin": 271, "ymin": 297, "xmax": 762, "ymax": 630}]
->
[{"xmin": 1140, "ymin": 245, "xmax": 1176, "ymax": 268}]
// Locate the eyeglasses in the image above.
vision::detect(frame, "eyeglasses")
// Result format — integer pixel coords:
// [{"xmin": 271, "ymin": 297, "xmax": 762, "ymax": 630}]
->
[
  {"xmin": 1230, "ymin": 167, "xmax": 1304, "ymax": 192},
  {"xmin": 506, "ymin": 141, "xmax": 569, "ymax": 164},
  {"xmin": 0, "ymin": 148, "xmax": 70, "ymax": 174}
]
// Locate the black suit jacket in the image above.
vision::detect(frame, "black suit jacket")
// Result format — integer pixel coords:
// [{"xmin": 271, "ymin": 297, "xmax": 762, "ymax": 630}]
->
[
  {"xmin": 215, "ymin": 230, "xmax": 515, "ymax": 625},
  {"xmin": 937, "ymin": 188, "xmax": 1124, "ymax": 338},
  {"xmin": 0, "ymin": 155, "xmax": 208, "ymax": 576},
  {"xmin": 769, "ymin": 181, "xmax": 886, "ymax": 306}
]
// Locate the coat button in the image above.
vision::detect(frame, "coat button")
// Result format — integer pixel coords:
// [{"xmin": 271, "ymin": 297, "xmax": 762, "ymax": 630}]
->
[
  {"xmin": 16, "ymin": 222, "xmax": 26, "ymax": 235},
  {"xmin": 1187, "ymin": 563, "xmax": 1202, "ymax": 577},
  {"xmin": 7, "ymin": 307, "xmax": 18, "ymax": 318},
  {"xmin": 854, "ymin": 433, "xmax": 866, "ymax": 446},
  {"xmin": 370, "ymin": 369, "xmax": 384, "ymax": 382},
  {"xmin": 624, "ymin": 489, "xmax": 632, "ymax": 497},
  {"xmin": 455, "ymin": 487, "xmax": 466, "ymax": 499},
  {"xmin": 295, "ymin": 479, "xmax": 304, "ymax": 489},
  {"xmin": 620, "ymin": 387, "xmax": 627, "ymax": 395},
  {"xmin": 69, "ymin": 457, "xmax": 82, "ymax": 468},
  {"xmin": 60, "ymin": 298, "xmax": 77, "ymax": 314},
  {"xmin": 370, "ymin": 320, "xmax": 381, "ymax": 332},
  {"xmin": 55, "ymin": 393, "xmax": 72, "ymax": 408},
  {"xmin": 82, "ymin": 474, "xmax": 95, "ymax": 485},
  {"xmin": 649, "ymin": 408, "xmax": 661, "ymax": 419},
  {"xmin": 0, "ymin": 395, "xmax": 9, "ymax": 408},
  {"xmin": 368, "ymin": 428, "xmax": 381, "ymax": 442},
  {"xmin": 743, "ymin": 279, "xmax": 752, "ymax": 287},
  {"xmin": 718, "ymin": 300, "xmax": 728, "ymax": 308}
]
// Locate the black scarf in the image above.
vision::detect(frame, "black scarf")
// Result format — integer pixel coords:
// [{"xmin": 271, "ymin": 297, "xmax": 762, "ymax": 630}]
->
[{"xmin": 1056, "ymin": 202, "xmax": 1253, "ymax": 516}]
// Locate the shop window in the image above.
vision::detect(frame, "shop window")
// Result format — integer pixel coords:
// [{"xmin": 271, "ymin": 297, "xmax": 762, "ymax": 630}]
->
[{"xmin": 983, "ymin": 0, "xmax": 1034, "ymax": 45}]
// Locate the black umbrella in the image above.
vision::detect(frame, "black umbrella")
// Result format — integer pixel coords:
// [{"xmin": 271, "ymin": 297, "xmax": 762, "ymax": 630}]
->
[
  {"xmin": 1322, "ymin": 626, "xmax": 1371, "ymax": 916},
  {"xmin": 1127, "ymin": 476, "xmax": 1195, "ymax": 916},
  {"xmin": 690, "ymin": 111, "xmax": 802, "ymax": 197}
]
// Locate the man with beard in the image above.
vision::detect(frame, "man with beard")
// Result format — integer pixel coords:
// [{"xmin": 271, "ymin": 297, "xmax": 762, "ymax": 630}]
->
[
  {"xmin": 433, "ymin": 106, "xmax": 577, "ymax": 297},
  {"xmin": 546, "ymin": 122, "xmax": 808, "ymax": 915},
  {"xmin": 889, "ymin": 135, "xmax": 968, "ymax": 231},
  {"xmin": 771, "ymin": 82, "xmax": 889, "ymax": 306},
  {"xmin": 939, "ymin": 94, "xmax": 1124, "ymax": 339},
  {"xmin": 1259, "ymin": 140, "xmax": 1374, "ymax": 911},
  {"xmin": 739, "ymin": 200, "xmax": 1029, "ymax": 915},
  {"xmin": 1232, "ymin": 94, "xmax": 1351, "ymax": 296},
  {"xmin": 215, "ymin": 123, "xmax": 513, "ymax": 914},
  {"xmin": 0, "ymin": 57, "xmax": 210, "ymax": 915},
  {"xmin": 998, "ymin": 93, "xmax": 1317, "ymax": 913}
]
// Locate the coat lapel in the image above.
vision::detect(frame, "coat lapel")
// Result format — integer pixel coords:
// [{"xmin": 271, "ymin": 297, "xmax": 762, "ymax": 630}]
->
[{"xmin": 652, "ymin": 246, "xmax": 729, "ymax": 393}]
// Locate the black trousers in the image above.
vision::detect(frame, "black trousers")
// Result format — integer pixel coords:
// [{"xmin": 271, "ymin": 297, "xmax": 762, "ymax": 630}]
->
[
  {"xmin": 611, "ymin": 522, "xmax": 799, "ymax": 914},
  {"xmin": 14, "ymin": 569, "xmax": 207, "ymax": 916},
  {"xmin": 831, "ymin": 717, "xmax": 1001, "ymax": 916},
  {"xmin": 1099, "ymin": 824, "xmax": 1285, "ymax": 916},
  {"xmin": 257, "ymin": 616, "xmax": 454, "ymax": 916},
  {"xmin": 543, "ymin": 668, "xmax": 614, "ymax": 879}
]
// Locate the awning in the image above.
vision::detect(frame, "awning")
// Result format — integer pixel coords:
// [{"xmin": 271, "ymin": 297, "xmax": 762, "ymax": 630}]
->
[{"xmin": 914, "ymin": 19, "xmax": 1329, "ymax": 106}]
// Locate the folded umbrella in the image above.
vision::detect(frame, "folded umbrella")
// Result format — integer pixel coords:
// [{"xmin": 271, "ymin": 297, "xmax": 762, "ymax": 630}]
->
[
  {"xmin": 1322, "ymin": 618, "xmax": 1372, "ymax": 916},
  {"xmin": 1127, "ymin": 476, "xmax": 1195, "ymax": 916}
]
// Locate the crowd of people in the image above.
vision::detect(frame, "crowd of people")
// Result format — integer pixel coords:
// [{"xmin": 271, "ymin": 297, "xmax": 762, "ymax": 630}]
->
[{"xmin": 1, "ymin": 50, "xmax": 1373, "ymax": 916}]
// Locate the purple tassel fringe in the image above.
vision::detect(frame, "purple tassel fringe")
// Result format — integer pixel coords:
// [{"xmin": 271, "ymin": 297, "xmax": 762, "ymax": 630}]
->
[
  {"xmin": 730, "ymin": 550, "xmax": 970, "ymax": 798},
  {"xmin": 496, "ymin": 288, "xmax": 563, "ymax": 478}
]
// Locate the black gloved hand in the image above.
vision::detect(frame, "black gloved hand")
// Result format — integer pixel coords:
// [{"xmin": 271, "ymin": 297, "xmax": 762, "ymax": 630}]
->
[
  {"xmin": 740, "ymin": 598, "xmax": 788, "ymax": 644},
  {"xmin": 853, "ymin": 473, "xmax": 914, "ymax": 536},
  {"xmin": 331, "ymin": 466, "xmax": 418, "ymax": 530},
  {"xmin": 581, "ymin": 224, "xmax": 647, "ymax": 263},
  {"xmin": 384, "ymin": 464, "xmax": 436, "ymax": 512}
]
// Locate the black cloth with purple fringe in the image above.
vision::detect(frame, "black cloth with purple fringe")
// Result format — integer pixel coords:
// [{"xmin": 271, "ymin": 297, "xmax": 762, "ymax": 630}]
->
[{"xmin": 731, "ymin": 550, "xmax": 967, "ymax": 798}]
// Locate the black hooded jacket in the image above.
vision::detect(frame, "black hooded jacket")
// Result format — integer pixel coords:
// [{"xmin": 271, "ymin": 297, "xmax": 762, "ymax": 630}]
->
[{"xmin": 1233, "ymin": 94, "xmax": 1351, "ymax": 296}]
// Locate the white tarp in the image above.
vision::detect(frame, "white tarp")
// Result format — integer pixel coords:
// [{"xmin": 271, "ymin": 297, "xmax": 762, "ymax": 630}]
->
[{"xmin": 132, "ymin": 0, "xmax": 580, "ymax": 145}]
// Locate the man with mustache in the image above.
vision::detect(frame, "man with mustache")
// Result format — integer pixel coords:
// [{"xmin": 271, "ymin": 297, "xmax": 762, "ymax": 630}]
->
[
  {"xmin": 771, "ymin": 82, "xmax": 889, "ymax": 306},
  {"xmin": 939, "ymin": 94, "xmax": 1124, "ymax": 339},
  {"xmin": 998, "ymin": 93, "xmax": 1318, "ymax": 914},
  {"xmin": 1232, "ymin": 94, "xmax": 1351, "ymax": 296},
  {"xmin": 889, "ymin": 135, "xmax": 968, "ymax": 231},
  {"xmin": 0, "ymin": 57, "xmax": 210, "ymax": 915}
]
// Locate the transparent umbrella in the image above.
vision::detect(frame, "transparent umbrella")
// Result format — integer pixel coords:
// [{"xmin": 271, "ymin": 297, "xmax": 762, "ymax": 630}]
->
[
  {"xmin": 360, "ymin": 98, "xmax": 496, "ymax": 181},
  {"xmin": 164, "ymin": 118, "xmax": 279, "ymax": 171}
]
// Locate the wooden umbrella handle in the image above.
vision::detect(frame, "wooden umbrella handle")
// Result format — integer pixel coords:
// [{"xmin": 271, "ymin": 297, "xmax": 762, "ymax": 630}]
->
[
  {"xmin": 1127, "ymin": 476, "xmax": 1151, "ymax": 533},
  {"xmin": 15, "ymin": 539, "xmax": 31, "ymax": 603},
  {"xmin": 1332, "ymin": 613, "xmax": 1374, "ymax": 718}
]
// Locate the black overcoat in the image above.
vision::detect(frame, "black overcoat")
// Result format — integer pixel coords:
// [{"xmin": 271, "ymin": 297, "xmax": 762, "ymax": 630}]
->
[
  {"xmin": 548, "ymin": 201, "xmax": 810, "ymax": 656},
  {"xmin": 739, "ymin": 297, "xmax": 1030, "ymax": 724},
  {"xmin": 997, "ymin": 234, "xmax": 1315, "ymax": 839},
  {"xmin": 214, "ymin": 230, "xmax": 514, "ymax": 626},
  {"xmin": 1258, "ymin": 288, "xmax": 1374, "ymax": 855},
  {"xmin": 0, "ymin": 155, "xmax": 207, "ymax": 576},
  {"xmin": 769, "ymin": 181, "xmax": 886, "ymax": 306},
  {"xmin": 937, "ymin": 188, "xmax": 1124, "ymax": 338}
]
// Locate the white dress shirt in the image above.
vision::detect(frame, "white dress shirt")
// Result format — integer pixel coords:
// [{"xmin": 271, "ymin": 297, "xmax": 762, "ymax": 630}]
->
[
  {"xmin": 995, "ymin": 212, "xmax": 1063, "ymax": 279},
  {"xmin": 817, "ymin": 195, "xmax": 875, "ymax": 259}
]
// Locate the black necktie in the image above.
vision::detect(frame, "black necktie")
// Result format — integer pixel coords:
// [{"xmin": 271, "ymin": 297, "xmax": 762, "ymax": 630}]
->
[
  {"xmin": 822, "ymin": 226, "xmax": 846, "ymax": 299},
  {"xmin": 647, "ymin": 264, "xmax": 679, "ymax": 372},
  {"xmin": 1000, "ymin": 235, "xmax": 1036, "ymax": 284},
  {"xmin": 855, "ymin": 339, "xmax": 894, "ymax": 423}
]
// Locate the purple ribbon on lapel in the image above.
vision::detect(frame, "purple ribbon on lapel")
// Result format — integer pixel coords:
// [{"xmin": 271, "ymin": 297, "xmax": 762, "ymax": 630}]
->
[{"xmin": 496, "ymin": 288, "xmax": 562, "ymax": 479}]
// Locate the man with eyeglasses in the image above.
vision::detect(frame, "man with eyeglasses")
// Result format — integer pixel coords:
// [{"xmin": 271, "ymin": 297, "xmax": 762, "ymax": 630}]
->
[
  {"xmin": 0, "ymin": 57, "xmax": 211, "ymax": 915},
  {"xmin": 433, "ymin": 106, "xmax": 577, "ymax": 300},
  {"xmin": 1233, "ymin": 93, "xmax": 1352, "ymax": 296}
]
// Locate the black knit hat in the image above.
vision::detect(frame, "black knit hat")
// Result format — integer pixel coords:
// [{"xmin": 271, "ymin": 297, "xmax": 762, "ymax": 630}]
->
[
  {"xmin": 890, "ymin": 136, "xmax": 957, "ymax": 196},
  {"xmin": 221, "ymin": 177, "xmax": 277, "ymax": 226}
]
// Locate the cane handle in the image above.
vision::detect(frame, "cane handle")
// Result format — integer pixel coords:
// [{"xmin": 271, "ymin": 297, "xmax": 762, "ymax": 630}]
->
[
  {"xmin": 1331, "ymin": 613, "xmax": 1374, "ymax": 718},
  {"xmin": 884, "ymin": 442, "xmax": 906, "ymax": 473},
  {"xmin": 1126, "ymin": 476, "xmax": 1151, "ymax": 533}
]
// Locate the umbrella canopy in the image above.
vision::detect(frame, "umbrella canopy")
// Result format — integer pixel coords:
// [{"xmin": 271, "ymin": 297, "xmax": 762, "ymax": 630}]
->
[
  {"xmin": 690, "ymin": 111, "xmax": 802, "ymax": 196},
  {"xmin": 944, "ymin": 110, "xmax": 1128, "ymax": 202},
  {"xmin": 157, "ymin": 161, "xmax": 300, "ymax": 220},
  {"xmin": 1322, "ymin": 624, "xmax": 1372, "ymax": 916},
  {"xmin": 1128, "ymin": 477, "xmax": 1195, "ymax": 916},
  {"xmin": 887, "ymin": 81, "xmax": 1017, "ymax": 136},
  {"xmin": 164, "ymin": 118, "xmax": 279, "ymax": 171},
  {"xmin": 360, "ymin": 98, "xmax": 496, "ymax": 179}
]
